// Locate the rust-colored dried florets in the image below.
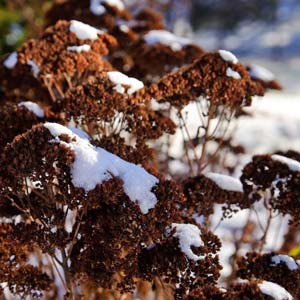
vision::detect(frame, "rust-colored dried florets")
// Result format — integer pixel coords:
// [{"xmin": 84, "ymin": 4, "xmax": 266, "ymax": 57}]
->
[
  {"xmin": 131, "ymin": 8, "xmax": 165, "ymax": 33},
  {"xmin": 247, "ymin": 65, "xmax": 282, "ymax": 92},
  {"xmin": 0, "ymin": 224, "xmax": 52, "ymax": 298},
  {"xmin": 0, "ymin": 102, "xmax": 44, "ymax": 152},
  {"xmin": 46, "ymin": 0, "xmax": 131, "ymax": 31},
  {"xmin": 138, "ymin": 226, "xmax": 222, "ymax": 300},
  {"xmin": 0, "ymin": 20, "xmax": 116, "ymax": 104},
  {"xmin": 241, "ymin": 154, "xmax": 300, "ymax": 221},
  {"xmin": 1, "ymin": 124, "xmax": 211, "ymax": 297},
  {"xmin": 181, "ymin": 175, "xmax": 248, "ymax": 218},
  {"xmin": 59, "ymin": 74, "xmax": 176, "ymax": 142},
  {"xmin": 147, "ymin": 51, "xmax": 264, "ymax": 110},
  {"xmin": 237, "ymin": 252, "xmax": 300, "ymax": 298}
]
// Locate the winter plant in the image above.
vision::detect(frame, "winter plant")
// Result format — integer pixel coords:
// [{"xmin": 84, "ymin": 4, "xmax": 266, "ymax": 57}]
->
[{"xmin": 0, "ymin": 1, "xmax": 299, "ymax": 300}]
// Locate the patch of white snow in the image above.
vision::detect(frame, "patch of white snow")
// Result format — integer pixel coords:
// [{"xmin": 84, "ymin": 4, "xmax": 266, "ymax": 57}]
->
[
  {"xmin": 249, "ymin": 64, "xmax": 275, "ymax": 82},
  {"xmin": 144, "ymin": 30, "xmax": 191, "ymax": 52},
  {"xmin": 27, "ymin": 60, "xmax": 40, "ymax": 77},
  {"xmin": 67, "ymin": 44, "xmax": 91, "ymax": 53},
  {"xmin": 44, "ymin": 122, "xmax": 158, "ymax": 214},
  {"xmin": 226, "ymin": 67, "xmax": 241, "ymax": 79},
  {"xmin": 218, "ymin": 50, "xmax": 238, "ymax": 64},
  {"xmin": 204, "ymin": 172, "xmax": 243, "ymax": 192},
  {"xmin": 271, "ymin": 255, "xmax": 299, "ymax": 271},
  {"xmin": 272, "ymin": 154, "xmax": 300, "ymax": 172},
  {"xmin": 90, "ymin": 0, "xmax": 124, "ymax": 15},
  {"xmin": 18, "ymin": 101, "xmax": 45, "ymax": 118},
  {"xmin": 107, "ymin": 71, "xmax": 144, "ymax": 95},
  {"xmin": 258, "ymin": 281, "xmax": 293, "ymax": 300},
  {"xmin": 3, "ymin": 51, "xmax": 18, "ymax": 69},
  {"xmin": 70, "ymin": 20, "xmax": 104, "ymax": 40},
  {"xmin": 171, "ymin": 223, "xmax": 204, "ymax": 261}
]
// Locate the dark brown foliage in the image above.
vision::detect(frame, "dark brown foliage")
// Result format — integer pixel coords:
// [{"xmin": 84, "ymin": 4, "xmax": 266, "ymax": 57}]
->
[
  {"xmin": 138, "ymin": 228, "xmax": 222, "ymax": 299},
  {"xmin": 241, "ymin": 154, "xmax": 300, "ymax": 220},
  {"xmin": 0, "ymin": 20, "xmax": 116, "ymax": 104},
  {"xmin": 0, "ymin": 224, "xmax": 52, "ymax": 298},
  {"xmin": 237, "ymin": 252, "xmax": 300, "ymax": 297},
  {"xmin": 46, "ymin": 0, "xmax": 131, "ymax": 31},
  {"xmin": 247, "ymin": 65, "xmax": 282, "ymax": 92},
  {"xmin": 147, "ymin": 52, "xmax": 265, "ymax": 110},
  {"xmin": 181, "ymin": 175, "xmax": 248, "ymax": 218}
]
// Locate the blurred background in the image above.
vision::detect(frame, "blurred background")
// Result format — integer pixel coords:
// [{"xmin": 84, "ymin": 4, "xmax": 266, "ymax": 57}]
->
[{"xmin": 0, "ymin": 0, "xmax": 299, "ymax": 90}]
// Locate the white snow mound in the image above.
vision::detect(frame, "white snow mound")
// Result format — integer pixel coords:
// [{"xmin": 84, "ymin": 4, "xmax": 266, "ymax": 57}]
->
[
  {"xmin": 171, "ymin": 223, "xmax": 204, "ymax": 261},
  {"xmin": 44, "ymin": 123, "xmax": 158, "ymax": 214}
]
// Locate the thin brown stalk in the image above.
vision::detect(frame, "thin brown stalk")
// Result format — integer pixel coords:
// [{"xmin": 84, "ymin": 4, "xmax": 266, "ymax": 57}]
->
[{"xmin": 258, "ymin": 205, "xmax": 273, "ymax": 253}]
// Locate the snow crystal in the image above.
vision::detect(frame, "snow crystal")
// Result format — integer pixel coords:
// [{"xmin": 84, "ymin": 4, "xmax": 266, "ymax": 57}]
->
[
  {"xmin": 9, "ymin": 255, "xmax": 15, "ymax": 261},
  {"xmin": 3, "ymin": 51, "xmax": 18, "ymax": 69},
  {"xmin": 258, "ymin": 281, "xmax": 293, "ymax": 300},
  {"xmin": 144, "ymin": 30, "xmax": 190, "ymax": 52},
  {"xmin": 27, "ymin": 60, "xmax": 40, "ymax": 77},
  {"xmin": 18, "ymin": 101, "xmax": 45, "ymax": 118},
  {"xmin": 44, "ymin": 123, "xmax": 158, "ymax": 214},
  {"xmin": 70, "ymin": 20, "xmax": 104, "ymax": 40},
  {"xmin": 50, "ymin": 226, "xmax": 57, "ymax": 233},
  {"xmin": 272, "ymin": 154, "xmax": 300, "ymax": 172},
  {"xmin": 218, "ymin": 50, "xmax": 238, "ymax": 64},
  {"xmin": 107, "ymin": 71, "xmax": 144, "ymax": 95},
  {"xmin": 226, "ymin": 67, "xmax": 241, "ymax": 79},
  {"xmin": 119, "ymin": 24, "xmax": 129, "ymax": 33},
  {"xmin": 271, "ymin": 255, "xmax": 299, "ymax": 271},
  {"xmin": 67, "ymin": 44, "xmax": 91, "ymax": 53},
  {"xmin": 249, "ymin": 64, "xmax": 275, "ymax": 82},
  {"xmin": 204, "ymin": 172, "xmax": 243, "ymax": 192},
  {"xmin": 171, "ymin": 223, "xmax": 204, "ymax": 261},
  {"xmin": 90, "ymin": 0, "xmax": 124, "ymax": 15}
]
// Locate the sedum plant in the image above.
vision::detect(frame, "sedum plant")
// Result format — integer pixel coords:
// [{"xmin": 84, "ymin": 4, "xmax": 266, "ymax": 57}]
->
[{"xmin": 0, "ymin": 1, "xmax": 299, "ymax": 300}]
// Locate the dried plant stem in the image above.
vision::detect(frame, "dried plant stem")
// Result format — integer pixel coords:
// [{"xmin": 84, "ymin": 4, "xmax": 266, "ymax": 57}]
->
[
  {"xmin": 53, "ymin": 80, "xmax": 65, "ymax": 99},
  {"xmin": 43, "ymin": 77, "xmax": 57, "ymax": 101},
  {"xmin": 61, "ymin": 248, "xmax": 75, "ymax": 300},
  {"xmin": 200, "ymin": 110, "xmax": 234, "ymax": 172},
  {"xmin": 227, "ymin": 210, "xmax": 252, "ymax": 285},
  {"xmin": 198, "ymin": 105, "xmax": 213, "ymax": 173},
  {"xmin": 179, "ymin": 111, "xmax": 199, "ymax": 163},
  {"xmin": 137, "ymin": 281, "xmax": 152, "ymax": 300},
  {"xmin": 49, "ymin": 254, "xmax": 68, "ymax": 292},
  {"xmin": 258, "ymin": 205, "xmax": 273, "ymax": 253},
  {"xmin": 154, "ymin": 277, "xmax": 172, "ymax": 300},
  {"xmin": 179, "ymin": 124, "xmax": 195, "ymax": 176},
  {"xmin": 64, "ymin": 73, "xmax": 73, "ymax": 89},
  {"xmin": 68, "ymin": 209, "xmax": 86, "ymax": 258}
]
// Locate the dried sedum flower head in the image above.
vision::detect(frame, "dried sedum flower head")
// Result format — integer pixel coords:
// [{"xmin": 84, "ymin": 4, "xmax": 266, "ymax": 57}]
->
[
  {"xmin": 0, "ymin": 20, "xmax": 117, "ymax": 103},
  {"xmin": 241, "ymin": 153, "xmax": 300, "ymax": 221},
  {"xmin": 147, "ymin": 51, "xmax": 266, "ymax": 110},
  {"xmin": 237, "ymin": 252, "xmax": 300, "ymax": 298},
  {"xmin": 181, "ymin": 174, "xmax": 248, "ymax": 218}
]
